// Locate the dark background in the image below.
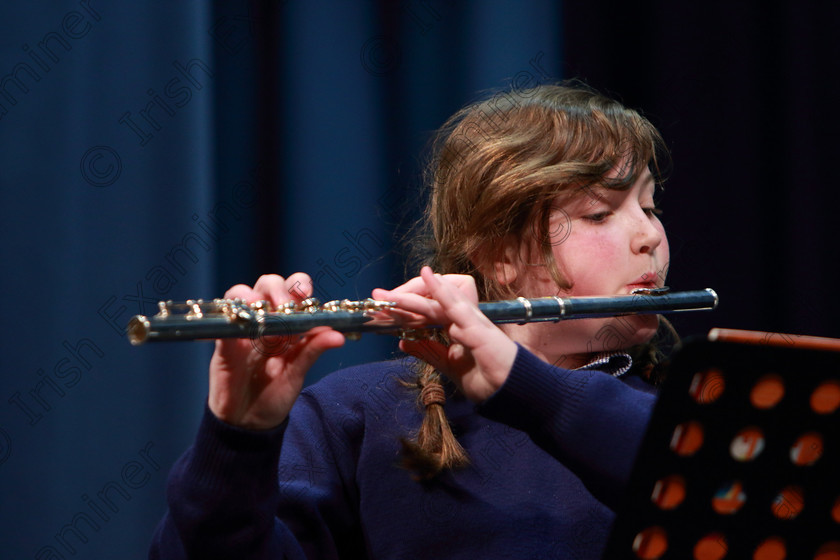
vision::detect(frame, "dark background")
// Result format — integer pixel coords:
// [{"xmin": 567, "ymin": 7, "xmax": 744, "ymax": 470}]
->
[{"xmin": 0, "ymin": 1, "xmax": 837, "ymax": 557}]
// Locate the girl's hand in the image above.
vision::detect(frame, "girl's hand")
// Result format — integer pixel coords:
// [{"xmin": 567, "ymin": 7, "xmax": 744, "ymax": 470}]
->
[
  {"xmin": 373, "ymin": 267, "xmax": 517, "ymax": 403},
  {"xmin": 208, "ymin": 273, "xmax": 345, "ymax": 430}
]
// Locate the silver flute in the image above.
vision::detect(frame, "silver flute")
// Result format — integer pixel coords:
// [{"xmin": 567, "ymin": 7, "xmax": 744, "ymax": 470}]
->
[{"xmin": 127, "ymin": 287, "xmax": 718, "ymax": 345}]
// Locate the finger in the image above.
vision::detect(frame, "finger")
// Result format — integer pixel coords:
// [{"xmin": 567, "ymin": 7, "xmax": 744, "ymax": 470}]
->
[
  {"xmin": 368, "ymin": 307, "xmax": 430, "ymax": 328},
  {"xmin": 217, "ymin": 284, "xmax": 281, "ymax": 349},
  {"xmin": 379, "ymin": 290, "xmax": 449, "ymax": 324},
  {"xmin": 213, "ymin": 335, "xmax": 270, "ymax": 373},
  {"xmin": 223, "ymin": 283, "xmax": 257, "ymax": 301},
  {"xmin": 285, "ymin": 273, "xmax": 314, "ymax": 302},
  {"xmin": 375, "ymin": 275, "xmax": 433, "ymax": 297},
  {"xmin": 375, "ymin": 281, "xmax": 448, "ymax": 327},
  {"xmin": 381, "ymin": 272, "xmax": 476, "ymax": 295},
  {"xmin": 371, "ymin": 287, "xmax": 392, "ymax": 300},
  {"xmin": 282, "ymin": 328, "xmax": 345, "ymax": 374},
  {"xmin": 297, "ymin": 327, "xmax": 346, "ymax": 356},
  {"xmin": 421, "ymin": 267, "xmax": 488, "ymax": 327},
  {"xmin": 253, "ymin": 274, "xmax": 292, "ymax": 306}
]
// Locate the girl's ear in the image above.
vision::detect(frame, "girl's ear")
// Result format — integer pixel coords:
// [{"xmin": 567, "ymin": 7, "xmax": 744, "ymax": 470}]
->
[{"xmin": 490, "ymin": 242, "xmax": 519, "ymax": 287}]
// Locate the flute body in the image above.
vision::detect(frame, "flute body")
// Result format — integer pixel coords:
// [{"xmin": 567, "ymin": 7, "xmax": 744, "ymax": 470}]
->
[{"xmin": 127, "ymin": 288, "xmax": 718, "ymax": 345}]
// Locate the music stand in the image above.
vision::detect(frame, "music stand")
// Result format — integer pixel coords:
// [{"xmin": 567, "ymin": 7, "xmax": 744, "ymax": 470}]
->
[{"xmin": 604, "ymin": 330, "xmax": 840, "ymax": 560}]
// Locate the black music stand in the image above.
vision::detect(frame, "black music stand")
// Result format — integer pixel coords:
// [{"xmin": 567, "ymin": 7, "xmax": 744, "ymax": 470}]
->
[{"xmin": 604, "ymin": 330, "xmax": 840, "ymax": 560}]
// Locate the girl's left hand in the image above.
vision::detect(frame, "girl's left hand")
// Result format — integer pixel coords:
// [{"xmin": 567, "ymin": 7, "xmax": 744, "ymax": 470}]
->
[{"xmin": 372, "ymin": 266, "xmax": 518, "ymax": 403}]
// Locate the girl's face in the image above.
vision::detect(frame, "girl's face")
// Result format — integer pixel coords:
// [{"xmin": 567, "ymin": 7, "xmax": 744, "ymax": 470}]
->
[{"xmin": 504, "ymin": 167, "xmax": 670, "ymax": 365}]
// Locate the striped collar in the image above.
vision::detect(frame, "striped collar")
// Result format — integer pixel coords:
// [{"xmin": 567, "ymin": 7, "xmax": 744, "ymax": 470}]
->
[{"xmin": 574, "ymin": 351, "xmax": 633, "ymax": 377}]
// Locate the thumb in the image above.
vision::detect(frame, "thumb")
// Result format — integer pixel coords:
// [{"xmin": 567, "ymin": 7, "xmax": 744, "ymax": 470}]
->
[{"xmin": 282, "ymin": 328, "xmax": 346, "ymax": 376}]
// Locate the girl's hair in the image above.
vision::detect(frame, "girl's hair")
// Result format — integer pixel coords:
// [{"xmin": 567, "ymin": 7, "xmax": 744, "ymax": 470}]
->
[{"xmin": 401, "ymin": 81, "xmax": 672, "ymax": 479}]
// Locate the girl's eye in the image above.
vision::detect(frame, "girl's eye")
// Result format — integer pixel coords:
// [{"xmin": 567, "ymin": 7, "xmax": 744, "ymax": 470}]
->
[
  {"xmin": 583, "ymin": 212, "xmax": 611, "ymax": 223},
  {"xmin": 644, "ymin": 207, "xmax": 663, "ymax": 218}
]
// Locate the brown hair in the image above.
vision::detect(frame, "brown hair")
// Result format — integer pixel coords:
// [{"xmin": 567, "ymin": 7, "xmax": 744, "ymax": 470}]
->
[{"xmin": 401, "ymin": 81, "xmax": 672, "ymax": 479}]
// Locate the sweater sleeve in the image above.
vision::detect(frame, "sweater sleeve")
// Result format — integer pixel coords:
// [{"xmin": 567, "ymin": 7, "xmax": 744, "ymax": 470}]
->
[
  {"xmin": 149, "ymin": 395, "xmax": 364, "ymax": 560},
  {"xmin": 476, "ymin": 344, "xmax": 657, "ymax": 510}
]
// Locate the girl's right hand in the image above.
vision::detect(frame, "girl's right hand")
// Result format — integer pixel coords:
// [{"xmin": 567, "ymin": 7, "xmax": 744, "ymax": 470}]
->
[
  {"xmin": 207, "ymin": 273, "xmax": 345, "ymax": 430},
  {"xmin": 373, "ymin": 267, "xmax": 518, "ymax": 403}
]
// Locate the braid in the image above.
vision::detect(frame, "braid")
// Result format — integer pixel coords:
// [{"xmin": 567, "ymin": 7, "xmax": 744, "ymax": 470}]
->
[{"xmin": 400, "ymin": 363, "xmax": 469, "ymax": 480}]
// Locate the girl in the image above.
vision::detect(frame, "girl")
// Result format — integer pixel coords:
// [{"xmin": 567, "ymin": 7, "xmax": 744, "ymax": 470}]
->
[{"xmin": 150, "ymin": 82, "xmax": 672, "ymax": 559}]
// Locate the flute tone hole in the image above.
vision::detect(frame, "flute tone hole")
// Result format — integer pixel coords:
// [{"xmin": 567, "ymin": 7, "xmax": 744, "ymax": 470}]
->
[
  {"xmin": 693, "ymin": 532, "xmax": 728, "ymax": 560},
  {"xmin": 750, "ymin": 374, "xmax": 785, "ymax": 409},
  {"xmin": 689, "ymin": 368, "xmax": 725, "ymax": 404},
  {"xmin": 790, "ymin": 432, "xmax": 823, "ymax": 466},
  {"xmin": 811, "ymin": 379, "xmax": 840, "ymax": 415},
  {"xmin": 632, "ymin": 526, "xmax": 668, "ymax": 559},
  {"xmin": 771, "ymin": 486, "xmax": 804, "ymax": 520},
  {"xmin": 670, "ymin": 420, "xmax": 704, "ymax": 456},
  {"xmin": 730, "ymin": 426, "xmax": 765, "ymax": 462},
  {"xmin": 651, "ymin": 474, "xmax": 686, "ymax": 510},
  {"xmin": 813, "ymin": 542, "xmax": 840, "ymax": 560},
  {"xmin": 752, "ymin": 536, "xmax": 786, "ymax": 560},
  {"xmin": 711, "ymin": 480, "xmax": 746, "ymax": 515}
]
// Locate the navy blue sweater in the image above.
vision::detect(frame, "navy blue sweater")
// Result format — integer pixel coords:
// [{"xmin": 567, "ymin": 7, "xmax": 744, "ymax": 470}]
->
[{"xmin": 149, "ymin": 345, "xmax": 657, "ymax": 559}]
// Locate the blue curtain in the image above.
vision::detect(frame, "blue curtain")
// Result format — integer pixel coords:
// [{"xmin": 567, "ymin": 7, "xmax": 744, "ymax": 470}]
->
[{"xmin": 0, "ymin": 1, "xmax": 560, "ymax": 556}]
